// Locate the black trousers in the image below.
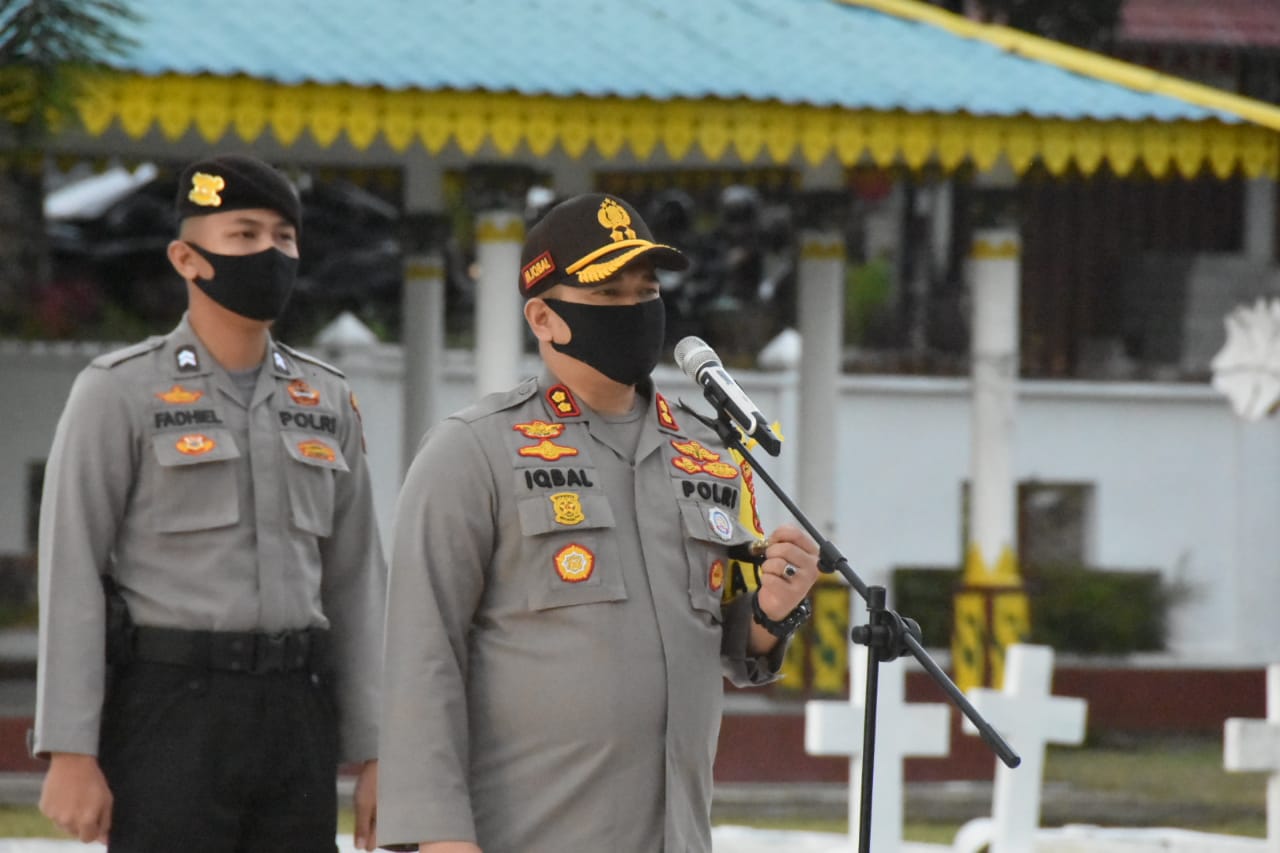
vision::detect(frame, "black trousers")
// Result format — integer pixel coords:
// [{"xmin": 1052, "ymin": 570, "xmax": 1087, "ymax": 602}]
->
[{"xmin": 99, "ymin": 662, "xmax": 339, "ymax": 853}]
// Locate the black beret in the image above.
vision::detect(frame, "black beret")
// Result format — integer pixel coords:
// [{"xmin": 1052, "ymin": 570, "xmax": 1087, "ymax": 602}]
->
[
  {"xmin": 174, "ymin": 153, "xmax": 301, "ymax": 232},
  {"xmin": 519, "ymin": 193, "xmax": 688, "ymax": 299}
]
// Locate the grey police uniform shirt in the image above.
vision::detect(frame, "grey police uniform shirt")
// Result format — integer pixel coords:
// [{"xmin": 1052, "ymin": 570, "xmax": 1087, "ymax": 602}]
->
[
  {"xmin": 34, "ymin": 315, "xmax": 386, "ymax": 763},
  {"xmin": 379, "ymin": 372, "xmax": 785, "ymax": 853}
]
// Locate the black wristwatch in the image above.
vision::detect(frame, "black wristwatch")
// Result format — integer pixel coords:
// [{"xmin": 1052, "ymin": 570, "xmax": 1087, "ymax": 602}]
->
[{"xmin": 751, "ymin": 590, "xmax": 812, "ymax": 639}]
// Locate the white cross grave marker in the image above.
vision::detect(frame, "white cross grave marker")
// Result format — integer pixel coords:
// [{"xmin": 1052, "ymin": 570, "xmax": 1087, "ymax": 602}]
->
[
  {"xmin": 963, "ymin": 643, "xmax": 1087, "ymax": 853},
  {"xmin": 1225, "ymin": 663, "xmax": 1280, "ymax": 853},
  {"xmin": 805, "ymin": 651, "xmax": 950, "ymax": 853}
]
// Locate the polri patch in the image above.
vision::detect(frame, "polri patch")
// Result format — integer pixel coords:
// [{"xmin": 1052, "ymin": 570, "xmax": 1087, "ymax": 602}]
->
[
  {"xmin": 155, "ymin": 384, "xmax": 203, "ymax": 404},
  {"xmin": 175, "ymin": 346, "xmax": 199, "ymax": 372},
  {"xmin": 707, "ymin": 506, "xmax": 734, "ymax": 541},
  {"xmin": 513, "ymin": 419, "xmax": 565, "ymax": 439},
  {"xmin": 549, "ymin": 492, "xmax": 585, "ymax": 526},
  {"xmin": 655, "ymin": 393, "xmax": 680, "ymax": 431},
  {"xmin": 175, "ymin": 433, "xmax": 216, "ymax": 456},
  {"xmin": 518, "ymin": 439, "xmax": 579, "ymax": 462},
  {"xmin": 546, "ymin": 385, "xmax": 580, "ymax": 418},
  {"xmin": 287, "ymin": 379, "xmax": 321, "ymax": 407},
  {"xmin": 554, "ymin": 543, "xmax": 595, "ymax": 583}
]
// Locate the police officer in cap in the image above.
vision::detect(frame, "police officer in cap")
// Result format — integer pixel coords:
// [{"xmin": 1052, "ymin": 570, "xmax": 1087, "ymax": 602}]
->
[
  {"xmin": 378, "ymin": 192, "xmax": 821, "ymax": 852},
  {"xmin": 35, "ymin": 153, "xmax": 386, "ymax": 851}
]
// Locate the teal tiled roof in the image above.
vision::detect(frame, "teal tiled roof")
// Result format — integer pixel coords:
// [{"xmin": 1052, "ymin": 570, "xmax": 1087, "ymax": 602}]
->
[{"xmin": 113, "ymin": 0, "xmax": 1237, "ymax": 123}]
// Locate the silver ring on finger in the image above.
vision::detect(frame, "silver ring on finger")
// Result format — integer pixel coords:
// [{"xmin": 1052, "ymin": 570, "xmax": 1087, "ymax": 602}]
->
[{"xmin": 783, "ymin": 563, "xmax": 798, "ymax": 578}]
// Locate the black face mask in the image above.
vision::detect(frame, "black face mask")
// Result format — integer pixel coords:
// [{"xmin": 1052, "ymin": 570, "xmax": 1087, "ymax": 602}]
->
[
  {"xmin": 544, "ymin": 297, "xmax": 666, "ymax": 386},
  {"xmin": 188, "ymin": 243, "xmax": 298, "ymax": 321}
]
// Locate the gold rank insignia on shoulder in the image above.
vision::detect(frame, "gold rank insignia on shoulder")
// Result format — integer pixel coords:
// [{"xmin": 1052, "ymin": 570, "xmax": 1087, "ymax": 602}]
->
[
  {"xmin": 297, "ymin": 439, "xmax": 337, "ymax": 463},
  {"xmin": 518, "ymin": 439, "xmax": 580, "ymax": 462},
  {"xmin": 671, "ymin": 438, "xmax": 721, "ymax": 462},
  {"xmin": 156, "ymin": 384, "xmax": 203, "ymax": 404},
  {"xmin": 545, "ymin": 384, "xmax": 581, "ymax": 418},
  {"xmin": 655, "ymin": 393, "xmax": 679, "ymax": 431},
  {"xmin": 549, "ymin": 491, "xmax": 585, "ymax": 526},
  {"xmin": 287, "ymin": 379, "xmax": 321, "ymax": 407},
  {"xmin": 554, "ymin": 543, "xmax": 595, "ymax": 583},
  {"xmin": 188, "ymin": 172, "xmax": 225, "ymax": 207},
  {"xmin": 513, "ymin": 419, "xmax": 565, "ymax": 439},
  {"xmin": 176, "ymin": 433, "xmax": 216, "ymax": 456}
]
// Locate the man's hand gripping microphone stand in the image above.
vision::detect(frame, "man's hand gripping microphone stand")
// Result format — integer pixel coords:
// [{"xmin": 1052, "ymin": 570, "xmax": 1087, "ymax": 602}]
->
[{"xmin": 678, "ymin": 382, "xmax": 1019, "ymax": 853}]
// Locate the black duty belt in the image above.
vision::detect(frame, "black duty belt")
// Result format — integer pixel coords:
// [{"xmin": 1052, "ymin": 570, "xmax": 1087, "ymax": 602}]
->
[{"xmin": 130, "ymin": 626, "xmax": 329, "ymax": 675}]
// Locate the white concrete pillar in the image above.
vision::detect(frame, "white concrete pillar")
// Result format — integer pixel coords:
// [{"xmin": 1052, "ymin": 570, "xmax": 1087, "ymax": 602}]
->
[
  {"xmin": 968, "ymin": 227, "xmax": 1021, "ymax": 572},
  {"xmin": 401, "ymin": 250, "xmax": 445, "ymax": 471},
  {"xmin": 474, "ymin": 209, "xmax": 525, "ymax": 396},
  {"xmin": 1244, "ymin": 176, "xmax": 1277, "ymax": 265},
  {"xmin": 796, "ymin": 228, "xmax": 845, "ymax": 542}
]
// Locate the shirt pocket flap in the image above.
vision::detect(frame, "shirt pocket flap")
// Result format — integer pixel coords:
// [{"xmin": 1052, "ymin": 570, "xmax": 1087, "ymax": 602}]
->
[
  {"xmin": 152, "ymin": 428, "xmax": 241, "ymax": 466},
  {"xmin": 678, "ymin": 499, "xmax": 755, "ymax": 548},
  {"xmin": 280, "ymin": 431, "xmax": 350, "ymax": 473}
]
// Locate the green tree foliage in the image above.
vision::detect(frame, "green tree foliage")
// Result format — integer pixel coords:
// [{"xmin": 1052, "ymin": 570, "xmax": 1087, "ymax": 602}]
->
[{"xmin": 0, "ymin": 0, "xmax": 137, "ymax": 338}]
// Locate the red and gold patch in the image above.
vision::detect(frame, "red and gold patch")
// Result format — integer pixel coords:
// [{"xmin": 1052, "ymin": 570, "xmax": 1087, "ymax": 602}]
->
[
  {"xmin": 521, "ymin": 250, "xmax": 556, "ymax": 293},
  {"xmin": 701, "ymin": 461, "xmax": 740, "ymax": 480},
  {"xmin": 297, "ymin": 439, "xmax": 337, "ymax": 463},
  {"xmin": 671, "ymin": 439, "xmax": 720, "ymax": 462},
  {"xmin": 287, "ymin": 379, "xmax": 321, "ymax": 407},
  {"xmin": 175, "ymin": 433, "xmax": 215, "ymax": 456},
  {"xmin": 155, "ymin": 384, "xmax": 203, "ymax": 404},
  {"xmin": 546, "ymin": 384, "xmax": 580, "ymax": 418},
  {"xmin": 655, "ymin": 393, "xmax": 679, "ymax": 431},
  {"xmin": 709, "ymin": 559, "xmax": 725, "ymax": 593},
  {"xmin": 518, "ymin": 439, "xmax": 580, "ymax": 462},
  {"xmin": 513, "ymin": 419, "xmax": 565, "ymax": 439},
  {"xmin": 554, "ymin": 543, "xmax": 595, "ymax": 583},
  {"xmin": 671, "ymin": 456, "xmax": 703, "ymax": 475}
]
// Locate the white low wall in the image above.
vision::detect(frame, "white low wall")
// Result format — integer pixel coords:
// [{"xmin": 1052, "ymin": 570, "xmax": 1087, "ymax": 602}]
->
[{"xmin": 5, "ymin": 339, "xmax": 1277, "ymax": 666}]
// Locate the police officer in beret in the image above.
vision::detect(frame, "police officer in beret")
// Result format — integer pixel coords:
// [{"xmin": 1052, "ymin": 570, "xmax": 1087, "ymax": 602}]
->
[
  {"xmin": 378, "ymin": 192, "xmax": 821, "ymax": 852},
  {"xmin": 34, "ymin": 153, "xmax": 386, "ymax": 852}
]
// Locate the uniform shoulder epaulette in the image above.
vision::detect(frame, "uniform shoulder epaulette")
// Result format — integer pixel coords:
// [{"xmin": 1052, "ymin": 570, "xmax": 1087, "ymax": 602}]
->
[
  {"xmin": 90, "ymin": 336, "xmax": 164, "ymax": 369},
  {"xmin": 278, "ymin": 342, "xmax": 346, "ymax": 378},
  {"xmin": 452, "ymin": 377, "xmax": 540, "ymax": 423}
]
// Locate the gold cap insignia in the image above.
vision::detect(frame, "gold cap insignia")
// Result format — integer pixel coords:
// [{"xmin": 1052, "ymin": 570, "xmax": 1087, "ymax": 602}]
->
[
  {"xmin": 549, "ymin": 491, "xmax": 585, "ymax": 526},
  {"xmin": 188, "ymin": 172, "xmax": 226, "ymax": 208},
  {"xmin": 597, "ymin": 197, "xmax": 637, "ymax": 242}
]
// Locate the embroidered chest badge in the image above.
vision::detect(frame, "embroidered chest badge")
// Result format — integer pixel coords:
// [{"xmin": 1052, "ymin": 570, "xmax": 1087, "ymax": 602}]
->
[
  {"xmin": 546, "ymin": 385, "xmax": 581, "ymax": 418},
  {"xmin": 707, "ymin": 506, "xmax": 734, "ymax": 541},
  {"xmin": 176, "ymin": 433, "xmax": 216, "ymax": 456},
  {"xmin": 156, "ymin": 384, "xmax": 203, "ymax": 404},
  {"xmin": 549, "ymin": 492, "xmax": 585, "ymax": 526},
  {"xmin": 513, "ymin": 419, "xmax": 565, "ymax": 439},
  {"xmin": 671, "ymin": 439, "xmax": 720, "ymax": 462},
  {"xmin": 709, "ymin": 559, "xmax": 725, "ymax": 593},
  {"xmin": 554, "ymin": 543, "xmax": 595, "ymax": 583},
  {"xmin": 188, "ymin": 172, "xmax": 225, "ymax": 207},
  {"xmin": 297, "ymin": 439, "xmax": 337, "ymax": 463},
  {"xmin": 287, "ymin": 379, "xmax": 321, "ymax": 406},
  {"xmin": 519, "ymin": 439, "xmax": 579, "ymax": 462}
]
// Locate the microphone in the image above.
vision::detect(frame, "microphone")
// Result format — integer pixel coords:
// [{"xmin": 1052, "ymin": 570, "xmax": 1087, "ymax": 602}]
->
[{"xmin": 674, "ymin": 336, "xmax": 782, "ymax": 456}]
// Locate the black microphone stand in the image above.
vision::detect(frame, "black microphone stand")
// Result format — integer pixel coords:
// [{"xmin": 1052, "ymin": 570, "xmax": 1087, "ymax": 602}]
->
[{"xmin": 684, "ymin": 405, "xmax": 1020, "ymax": 853}]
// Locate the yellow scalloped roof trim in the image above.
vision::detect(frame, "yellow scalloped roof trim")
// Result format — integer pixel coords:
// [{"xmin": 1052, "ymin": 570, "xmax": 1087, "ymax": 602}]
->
[{"xmin": 843, "ymin": 0, "xmax": 1280, "ymax": 133}]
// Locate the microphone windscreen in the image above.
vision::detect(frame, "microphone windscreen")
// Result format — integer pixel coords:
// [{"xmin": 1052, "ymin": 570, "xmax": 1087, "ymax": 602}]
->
[{"xmin": 674, "ymin": 336, "xmax": 719, "ymax": 379}]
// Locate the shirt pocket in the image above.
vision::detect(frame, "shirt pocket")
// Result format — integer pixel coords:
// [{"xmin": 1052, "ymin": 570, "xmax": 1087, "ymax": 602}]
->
[
  {"xmin": 516, "ymin": 492, "xmax": 628, "ymax": 611},
  {"xmin": 280, "ymin": 431, "xmax": 349, "ymax": 537},
  {"xmin": 678, "ymin": 499, "xmax": 755, "ymax": 622},
  {"xmin": 149, "ymin": 428, "xmax": 241, "ymax": 533}
]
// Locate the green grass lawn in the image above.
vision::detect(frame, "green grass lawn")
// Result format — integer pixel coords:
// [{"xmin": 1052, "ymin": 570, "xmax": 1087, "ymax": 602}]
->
[{"xmin": 6, "ymin": 732, "xmax": 1269, "ymax": 842}]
